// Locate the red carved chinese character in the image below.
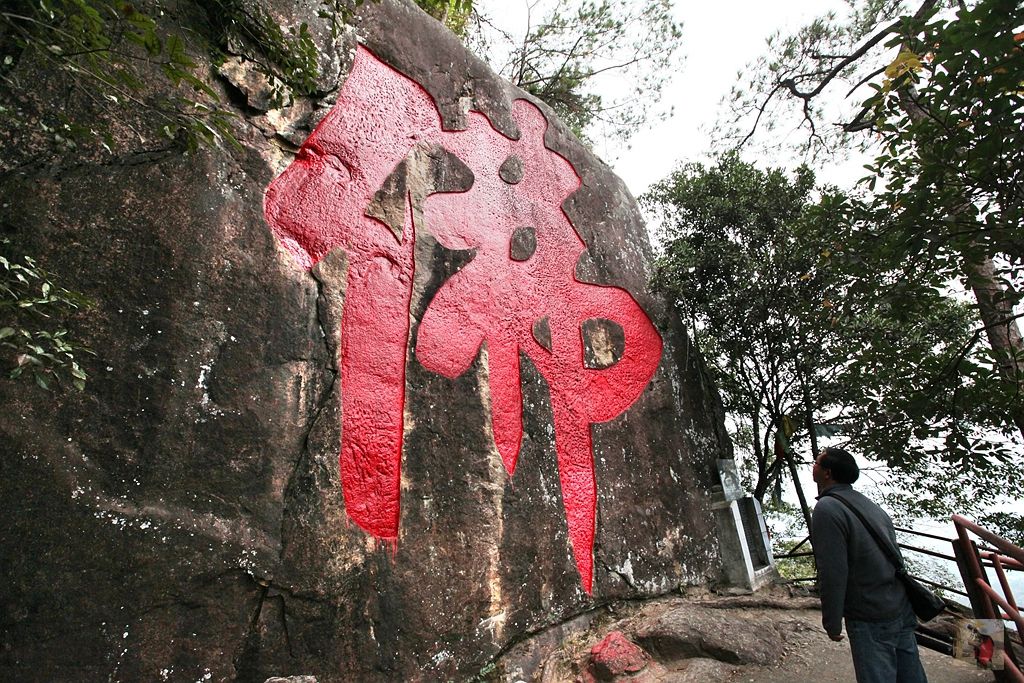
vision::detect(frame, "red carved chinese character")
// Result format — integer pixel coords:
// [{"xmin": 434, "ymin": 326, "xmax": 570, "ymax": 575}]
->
[{"xmin": 264, "ymin": 46, "xmax": 662, "ymax": 593}]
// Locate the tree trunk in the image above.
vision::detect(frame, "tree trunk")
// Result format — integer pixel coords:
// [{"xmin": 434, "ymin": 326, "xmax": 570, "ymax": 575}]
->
[
  {"xmin": 751, "ymin": 409, "xmax": 767, "ymax": 500},
  {"xmin": 963, "ymin": 256, "xmax": 1024, "ymax": 436},
  {"xmin": 773, "ymin": 420, "xmax": 812, "ymax": 531},
  {"xmin": 805, "ymin": 403, "xmax": 820, "ymax": 462}
]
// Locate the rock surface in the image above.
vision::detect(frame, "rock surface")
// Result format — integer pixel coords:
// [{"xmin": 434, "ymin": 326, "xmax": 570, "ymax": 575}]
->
[
  {"xmin": 525, "ymin": 587, "xmax": 994, "ymax": 683},
  {"xmin": 0, "ymin": 1, "xmax": 732, "ymax": 681},
  {"xmin": 587, "ymin": 631, "xmax": 649, "ymax": 680}
]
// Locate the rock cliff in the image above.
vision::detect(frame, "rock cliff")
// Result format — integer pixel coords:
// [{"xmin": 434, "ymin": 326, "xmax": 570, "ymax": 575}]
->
[{"xmin": 0, "ymin": 1, "xmax": 731, "ymax": 680}]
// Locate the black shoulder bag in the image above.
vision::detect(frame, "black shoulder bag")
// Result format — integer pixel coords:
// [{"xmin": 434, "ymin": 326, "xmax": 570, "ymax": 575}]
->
[{"xmin": 821, "ymin": 492, "xmax": 946, "ymax": 622}]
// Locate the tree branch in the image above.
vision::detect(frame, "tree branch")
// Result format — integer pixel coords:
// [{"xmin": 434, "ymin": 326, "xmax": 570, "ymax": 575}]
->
[{"xmin": 740, "ymin": 0, "xmax": 941, "ymax": 146}]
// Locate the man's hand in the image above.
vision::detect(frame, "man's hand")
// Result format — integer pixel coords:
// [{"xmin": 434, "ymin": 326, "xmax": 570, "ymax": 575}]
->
[{"xmin": 828, "ymin": 633, "xmax": 845, "ymax": 642}]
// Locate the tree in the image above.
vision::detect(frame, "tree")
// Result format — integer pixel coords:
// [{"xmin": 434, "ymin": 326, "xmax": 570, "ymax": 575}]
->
[
  {"xmin": 643, "ymin": 156, "xmax": 841, "ymax": 516},
  {"xmin": 645, "ymin": 154, "xmax": 1010, "ymax": 519},
  {"xmin": 979, "ymin": 511, "xmax": 1024, "ymax": 546},
  {"xmin": 854, "ymin": 0, "xmax": 1024, "ymax": 437},
  {"xmin": 472, "ymin": 0, "xmax": 681, "ymax": 144},
  {"xmin": 719, "ymin": 0, "xmax": 1024, "ymax": 471}
]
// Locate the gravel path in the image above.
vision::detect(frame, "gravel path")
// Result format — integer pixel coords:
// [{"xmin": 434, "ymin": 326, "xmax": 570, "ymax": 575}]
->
[
  {"xmin": 725, "ymin": 613, "xmax": 993, "ymax": 683},
  {"xmin": 536, "ymin": 587, "xmax": 1003, "ymax": 682}
]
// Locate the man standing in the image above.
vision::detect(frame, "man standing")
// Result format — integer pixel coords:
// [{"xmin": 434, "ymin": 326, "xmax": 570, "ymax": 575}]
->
[{"xmin": 811, "ymin": 447, "xmax": 929, "ymax": 683}]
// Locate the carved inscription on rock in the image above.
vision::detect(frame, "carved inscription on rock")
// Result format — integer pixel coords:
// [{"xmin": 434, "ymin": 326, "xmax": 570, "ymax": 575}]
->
[{"xmin": 264, "ymin": 46, "xmax": 663, "ymax": 592}]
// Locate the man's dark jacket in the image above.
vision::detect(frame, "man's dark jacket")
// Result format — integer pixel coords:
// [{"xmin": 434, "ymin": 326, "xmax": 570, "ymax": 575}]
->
[{"xmin": 812, "ymin": 483, "xmax": 911, "ymax": 636}]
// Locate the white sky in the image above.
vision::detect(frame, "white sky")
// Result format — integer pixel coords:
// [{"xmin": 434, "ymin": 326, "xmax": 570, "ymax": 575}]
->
[
  {"xmin": 608, "ymin": 0, "xmax": 851, "ymax": 193},
  {"xmin": 480, "ymin": 0, "xmax": 857, "ymax": 195}
]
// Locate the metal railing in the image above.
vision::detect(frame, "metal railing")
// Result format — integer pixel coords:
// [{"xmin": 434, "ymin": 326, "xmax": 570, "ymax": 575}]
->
[
  {"xmin": 952, "ymin": 515, "xmax": 1024, "ymax": 681},
  {"xmin": 774, "ymin": 516, "xmax": 1024, "ymax": 677}
]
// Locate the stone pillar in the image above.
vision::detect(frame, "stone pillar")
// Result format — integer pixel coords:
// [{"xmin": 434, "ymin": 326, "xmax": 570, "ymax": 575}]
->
[{"xmin": 712, "ymin": 460, "xmax": 777, "ymax": 591}]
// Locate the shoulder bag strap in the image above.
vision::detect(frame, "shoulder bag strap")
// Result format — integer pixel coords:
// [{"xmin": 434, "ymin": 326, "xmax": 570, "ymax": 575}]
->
[{"xmin": 820, "ymin": 491, "xmax": 905, "ymax": 571}]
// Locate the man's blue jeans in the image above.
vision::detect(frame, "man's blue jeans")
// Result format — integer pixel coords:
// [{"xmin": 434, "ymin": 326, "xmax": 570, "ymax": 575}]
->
[{"xmin": 846, "ymin": 604, "xmax": 928, "ymax": 683}]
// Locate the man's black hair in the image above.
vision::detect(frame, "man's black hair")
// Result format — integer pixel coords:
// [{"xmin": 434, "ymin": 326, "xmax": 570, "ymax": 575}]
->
[{"xmin": 820, "ymin": 447, "xmax": 860, "ymax": 484}]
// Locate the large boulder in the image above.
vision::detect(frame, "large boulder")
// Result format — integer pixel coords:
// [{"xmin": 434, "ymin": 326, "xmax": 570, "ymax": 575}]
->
[{"xmin": 0, "ymin": 1, "xmax": 732, "ymax": 680}]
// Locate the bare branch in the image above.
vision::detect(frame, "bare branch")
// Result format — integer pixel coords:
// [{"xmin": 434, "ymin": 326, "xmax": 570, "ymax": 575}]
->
[{"xmin": 740, "ymin": 0, "xmax": 941, "ymax": 146}]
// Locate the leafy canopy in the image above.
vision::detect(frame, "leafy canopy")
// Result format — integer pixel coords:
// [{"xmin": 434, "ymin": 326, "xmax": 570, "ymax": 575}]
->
[
  {"xmin": 416, "ymin": 0, "xmax": 475, "ymax": 36},
  {"xmin": 644, "ymin": 155, "xmax": 842, "ymax": 503},
  {"xmin": 645, "ymin": 154, "xmax": 1013, "ymax": 517}
]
